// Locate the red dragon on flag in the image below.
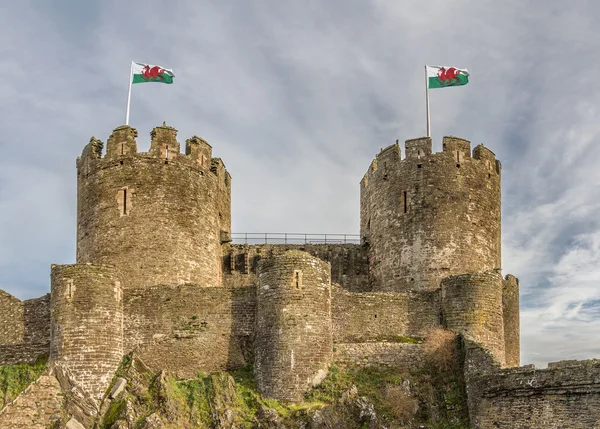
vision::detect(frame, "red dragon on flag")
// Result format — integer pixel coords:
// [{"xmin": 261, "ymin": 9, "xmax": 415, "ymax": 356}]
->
[
  {"xmin": 437, "ymin": 67, "xmax": 462, "ymax": 86},
  {"xmin": 141, "ymin": 65, "xmax": 166, "ymax": 81}
]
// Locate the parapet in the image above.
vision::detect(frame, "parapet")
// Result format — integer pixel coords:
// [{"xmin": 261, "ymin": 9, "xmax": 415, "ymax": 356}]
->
[
  {"xmin": 442, "ymin": 136, "xmax": 471, "ymax": 163},
  {"xmin": 149, "ymin": 122, "xmax": 180, "ymax": 159},
  {"xmin": 76, "ymin": 123, "xmax": 232, "ymax": 192},
  {"xmin": 186, "ymin": 136, "xmax": 212, "ymax": 168},
  {"xmin": 405, "ymin": 137, "xmax": 432, "ymax": 160},
  {"xmin": 106, "ymin": 125, "xmax": 138, "ymax": 158}
]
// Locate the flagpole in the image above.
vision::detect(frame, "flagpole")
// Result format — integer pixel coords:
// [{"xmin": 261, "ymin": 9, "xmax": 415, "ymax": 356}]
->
[
  {"xmin": 125, "ymin": 62, "xmax": 133, "ymax": 126},
  {"xmin": 425, "ymin": 65, "xmax": 431, "ymax": 137}
]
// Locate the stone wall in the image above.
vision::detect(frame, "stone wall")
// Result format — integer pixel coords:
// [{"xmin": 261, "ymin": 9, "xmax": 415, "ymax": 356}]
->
[
  {"xmin": 124, "ymin": 284, "xmax": 256, "ymax": 378},
  {"xmin": 333, "ymin": 343, "xmax": 426, "ymax": 372},
  {"xmin": 223, "ymin": 243, "xmax": 368, "ymax": 291},
  {"xmin": 468, "ymin": 359, "xmax": 600, "ymax": 428},
  {"xmin": 332, "ymin": 286, "xmax": 439, "ymax": 343},
  {"xmin": 502, "ymin": 274, "xmax": 520, "ymax": 367},
  {"xmin": 255, "ymin": 251, "xmax": 332, "ymax": 401},
  {"xmin": 0, "ymin": 292, "xmax": 50, "ymax": 365},
  {"xmin": 442, "ymin": 271, "xmax": 505, "ymax": 366},
  {"xmin": 360, "ymin": 137, "xmax": 501, "ymax": 293},
  {"xmin": 0, "ymin": 374, "xmax": 63, "ymax": 429},
  {"xmin": 76, "ymin": 124, "xmax": 231, "ymax": 290},
  {"xmin": 50, "ymin": 264, "xmax": 123, "ymax": 401}
]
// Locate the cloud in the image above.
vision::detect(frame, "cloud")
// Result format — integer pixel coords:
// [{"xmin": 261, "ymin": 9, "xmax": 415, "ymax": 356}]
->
[{"xmin": 1, "ymin": 0, "xmax": 600, "ymax": 366}]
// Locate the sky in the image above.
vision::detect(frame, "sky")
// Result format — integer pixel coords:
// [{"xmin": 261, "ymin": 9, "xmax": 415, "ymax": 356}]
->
[{"xmin": 1, "ymin": 0, "xmax": 600, "ymax": 368}]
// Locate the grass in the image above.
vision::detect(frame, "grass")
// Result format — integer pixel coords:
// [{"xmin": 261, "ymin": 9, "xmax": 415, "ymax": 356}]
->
[{"xmin": 0, "ymin": 354, "xmax": 48, "ymax": 409}]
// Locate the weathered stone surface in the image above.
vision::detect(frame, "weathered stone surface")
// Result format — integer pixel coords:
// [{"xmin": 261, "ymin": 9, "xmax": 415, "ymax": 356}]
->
[
  {"xmin": 76, "ymin": 124, "xmax": 231, "ymax": 290},
  {"xmin": 502, "ymin": 274, "xmax": 520, "ymax": 367},
  {"xmin": 255, "ymin": 251, "xmax": 332, "ymax": 401},
  {"xmin": 466, "ymin": 344, "xmax": 600, "ymax": 428},
  {"xmin": 360, "ymin": 137, "xmax": 501, "ymax": 293},
  {"xmin": 110, "ymin": 377, "xmax": 127, "ymax": 399},
  {"xmin": 0, "ymin": 293, "xmax": 50, "ymax": 366},
  {"xmin": 0, "ymin": 374, "xmax": 62, "ymax": 429},
  {"xmin": 441, "ymin": 270, "xmax": 505, "ymax": 365},
  {"xmin": 50, "ymin": 264, "xmax": 123, "ymax": 402},
  {"xmin": 124, "ymin": 284, "xmax": 255, "ymax": 377},
  {"xmin": 65, "ymin": 417, "xmax": 86, "ymax": 429},
  {"xmin": 223, "ymin": 243, "xmax": 368, "ymax": 291}
]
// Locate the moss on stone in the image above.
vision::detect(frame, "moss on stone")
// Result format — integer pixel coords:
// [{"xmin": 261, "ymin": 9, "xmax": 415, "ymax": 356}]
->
[{"xmin": 0, "ymin": 354, "xmax": 48, "ymax": 409}]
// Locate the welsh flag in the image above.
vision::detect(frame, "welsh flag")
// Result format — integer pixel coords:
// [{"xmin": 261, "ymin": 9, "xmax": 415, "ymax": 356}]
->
[
  {"xmin": 426, "ymin": 65, "xmax": 469, "ymax": 89},
  {"xmin": 131, "ymin": 62, "xmax": 175, "ymax": 84}
]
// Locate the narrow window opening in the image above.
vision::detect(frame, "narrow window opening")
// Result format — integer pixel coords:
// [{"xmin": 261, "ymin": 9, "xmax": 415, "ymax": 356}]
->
[
  {"xmin": 488, "ymin": 173, "xmax": 491, "ymax": 179},
  {"xmin": 403, "ymin": 191, "xmax": 408, "ymax": 213},
  {"xmin": 456, "ymin": 151, "xmax": 460, "ymax": 163},
  {"xmin": 120, "ymin": 143, "xmax": 124, "ymax": 155},
  {"xmin": 374, "ymin": 314, "xmax": 377, "ymax": 319},
  {"xmin": 293, "ymin": 270, "xmax": 303, "ymax": 289},
  {"xmin": 123, "ymin": 189, "xmax": 127, "ymax": 215},
  {"xmin": 417, "ymin": 150, "xmax": 422, "ymax": 160},
  {"xmin": 68, "ymin": 283, "xmax": 72, "ymax": 299},
  {"xmin": 165, "ymin": 145, "xmax": 169, "ymax": 159}
]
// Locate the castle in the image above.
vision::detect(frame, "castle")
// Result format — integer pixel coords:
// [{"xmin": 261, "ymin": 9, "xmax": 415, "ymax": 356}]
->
[{"xmin": 0, "ymin": 124, "xmax": 599, "ymax": 428}]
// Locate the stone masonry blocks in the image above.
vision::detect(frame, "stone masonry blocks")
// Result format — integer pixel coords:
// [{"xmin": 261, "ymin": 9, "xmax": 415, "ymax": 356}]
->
[
  {"xmin": 502, "ymin": 274, "xmax": 520, "ymax": 367},
  {"xmin": 50, "ymin": 264, "xmax": 123, "ymax": 401},
  {"xmin": 255, "ymin": 250, "xmax": 332, "ymax": 401},
  {"xmin": 360, "ymin": 136, "xmax": 501, "ymax": 293},
  {"xmin": 76, "ymin": 125, "xmax": 231, "ymax": 290},
  {"xmin": 441, "ymin": 270, "xmax": 505, "ymax": 366}
]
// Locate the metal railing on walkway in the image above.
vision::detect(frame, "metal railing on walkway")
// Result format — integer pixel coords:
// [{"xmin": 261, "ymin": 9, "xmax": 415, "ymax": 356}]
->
[{"xmin": 230, "ymin": 233, "xmax": 360, "ymax": 245}]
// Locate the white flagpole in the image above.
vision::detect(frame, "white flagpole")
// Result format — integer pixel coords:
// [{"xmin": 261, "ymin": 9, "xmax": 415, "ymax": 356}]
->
[
  {"xmin": 425, "ymin": 65, "xmax": 431, "ymax": 137},
  {"xmin": 125, "ymin": 62, "xmax": 134, "ymax": 126}
]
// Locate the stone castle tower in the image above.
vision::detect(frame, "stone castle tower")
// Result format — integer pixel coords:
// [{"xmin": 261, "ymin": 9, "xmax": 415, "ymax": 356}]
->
[{"xmin": 8, "ymin": 124, "xmax": 597, "ymax": 428}]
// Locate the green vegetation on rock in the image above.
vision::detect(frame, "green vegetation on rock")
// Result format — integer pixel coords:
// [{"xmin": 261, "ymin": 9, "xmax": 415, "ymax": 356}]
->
[
  {"xmin": 98, "ymin": 333, "xmax": 470, "ymax": 428},
  {"xmin": 0, "ymin": 354, "xmax": 48, "ymax": 410}
]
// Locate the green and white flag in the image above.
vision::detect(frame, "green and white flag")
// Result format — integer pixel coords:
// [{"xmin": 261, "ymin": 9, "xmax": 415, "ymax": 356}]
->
[
  {"xmin": 426, "ymin": 65, "xmax": 469, "ymax": 89},
  {"xmin": 131, "ymin": 62, "xmax": 175, "ymax": 84}
]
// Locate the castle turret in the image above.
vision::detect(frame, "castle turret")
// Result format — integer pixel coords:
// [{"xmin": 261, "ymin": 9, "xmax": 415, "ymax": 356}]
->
[
  {"xmin": 76, "ymin": 124, "xmax": 231, "ymax": 290},
  {"xmin": 441, "ymin": 270, "xmax": 505, "ymax": 365},
  {"xmin": 254, "ymin": 251, "xmax": 332, "ymax": 401},
  {"xmin": 360, "ymin": 136, "xmax": 501, "ymax": 292},
  {"xmin": 50, "ymin": 264, "xmax": 123, "ymax": 401}
]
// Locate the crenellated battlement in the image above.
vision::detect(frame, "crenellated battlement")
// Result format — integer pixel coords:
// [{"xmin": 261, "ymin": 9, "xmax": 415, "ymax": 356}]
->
[
  {"xmin": 77, "ymin": 125, "xmax": 230, "ymax": 187},
  {"xmin": 361, "ymin": 136, "xmax": 499, "ymax": 189}
]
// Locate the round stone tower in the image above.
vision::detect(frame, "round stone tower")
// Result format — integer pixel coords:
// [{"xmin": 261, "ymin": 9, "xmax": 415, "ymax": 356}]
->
[
  {"xmin": 76, "ymin": 124, "xmax": 231, "ymax": 290},
  {"xmin": 50, "ymin": 264, "xmax": 123, "ymax": 401},
  {"xmin": 441, "ymin": 270, "xmax": 505, "ymax": 365},
  {"xmin": 255, "ymin": 251, "xmax": 332, "ymax": 402},
  {"xmin": 360, "ymin": 136, "xmax": 501, "ymax": 292}
]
